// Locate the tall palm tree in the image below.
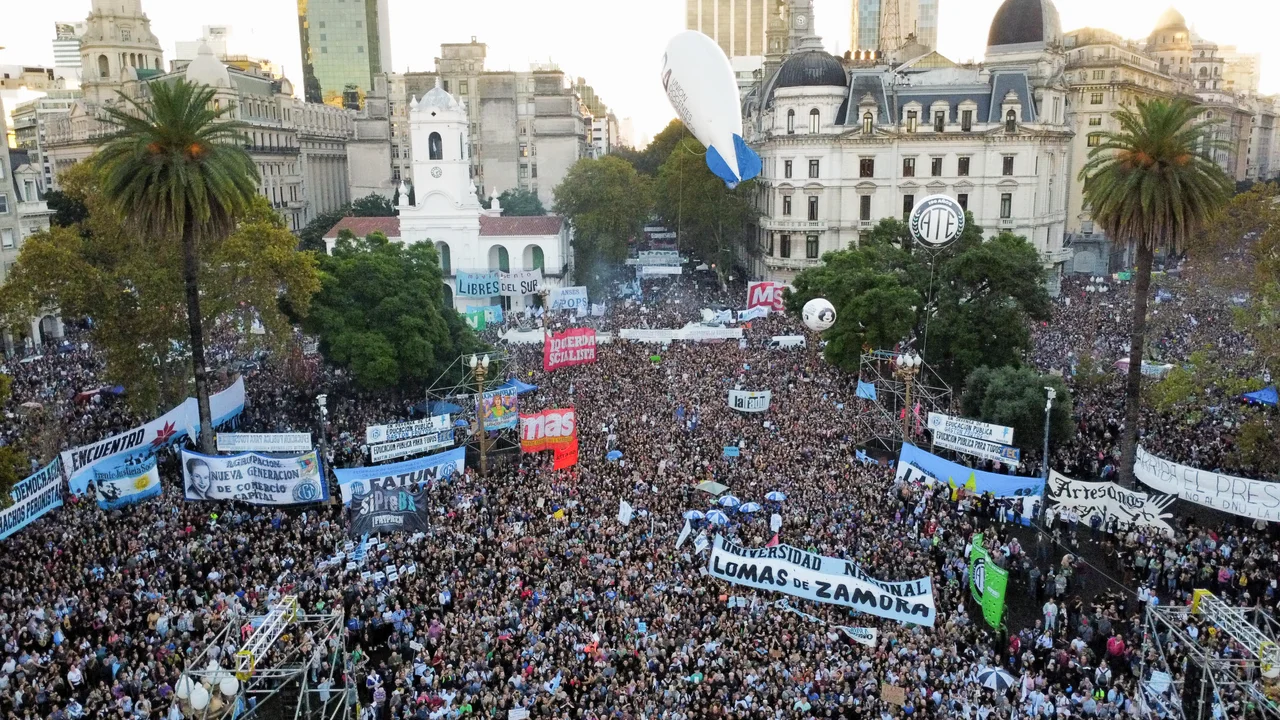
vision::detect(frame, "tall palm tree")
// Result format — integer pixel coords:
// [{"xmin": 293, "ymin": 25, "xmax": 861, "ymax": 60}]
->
[
  {"xmin": 94, "ymin": 79, "xmax": 259, "ymax": 452},
  {"xmin": 1079, "ymin": 97, "xmax": 1232, "ymax": 485}
]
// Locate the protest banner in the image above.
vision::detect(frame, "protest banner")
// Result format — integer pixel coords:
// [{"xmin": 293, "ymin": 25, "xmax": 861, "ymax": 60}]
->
[
  {"xmin": 500, "ymin": 269, "xmax": 543, "ymax": 296},
  {"xmin": 479, "ymin": 388, "xmax": 518, "ymax": 430},
  {"xmin": 465, "ymin": 305, "xmax": 504, "ymax": 324},
  {"xmin": 728, "ymin": 390, "xmax": 772, "ymax": 413},
  {"xmin": 543, "ymin": 329, "xmax": 597, "ymax": 371},
  {"xmin": 895, "ymin": 443, "xmax": 1043, "ymax": 499},
  {"xmin": 334, "ymin": 447, "xmax": 466, "ymax": 504},
  {"xmin": 1048, "ymin": 470, "xmax": 1175, "ymax": 535},
  {"xmin": 369, "ymin": 430, "xmax": 454, "ymax": 463},
  {"xmin": 747, "ymin": 281, "xmax": 786, "ymax": 311},
  {"xmin": 0, "ymin": 459, "xmax": 63, "ymax": 541},
  {"xmin": 216, "ymin": 432, "xmax": 313, "ymax": 453},
  {"xmin": 926, "ymin": 412, "xmax": 1014, "ymax": 444},
  {"xmin": 737, "ymin": 306, "xmax": 769, "ymax": 321},
  {"xmin": 638, "ymin": 250, "xmax": 681, "ymax": 266},
  {"xmin": 549, "ymin": 286, "xmax": 589, "ymax": 311},
  {"xmin": 350, "ymin": 484, "xmax": 430, "ymax": 536},
  {"xmin": 456, "ymin": 270, "xmax": 501, "ymax": 297},
  {"xmin": 1135, "ymin": 447, "xmax": 1280, "ymax": 522},
  {"xmin": 182, "ymin": 449, "xmax": 326, "ymax": 505},
  {"xmin": 553, "ymin": 439, "xmax": 579, "ymax": 470},
  {"xmin": 366, "ymin": 415, "xmax": 452, "ymax": 444},
  {"xmin": 969, "ymin": 533, "xmax": 1008, "ymax": 628},
  {"xmin": 930, "ymin": 429, "xmax": 1021, "ymax": 466},
  {"xmin": 520, "ymin": 408, "xmax": 578, "ymax": 452},
  {"xmin": 93, "ymin": 449, "xmax": 161, "ymax": 510}
]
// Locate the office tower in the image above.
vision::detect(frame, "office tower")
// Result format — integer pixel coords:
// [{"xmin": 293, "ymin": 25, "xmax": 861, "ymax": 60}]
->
[
  {"xmin": 53, "ymin": 22, "xmax": 87, "ymax": 70},
  {"xmin": 297, "ymin": 0, "xmax": 393, "ymax": 109},
  {"xmin": 851, "ymin": 0, "xmax": 937, "ymax": 53},
  {"xmin": 685, "ymin": 0, "xmax": 770, "ymax": 58}
]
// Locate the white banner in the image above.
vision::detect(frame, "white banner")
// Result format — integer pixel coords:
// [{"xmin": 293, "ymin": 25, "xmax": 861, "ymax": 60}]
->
[
  {"xmin": 370, "ymin": 430, "xmax": 454, "ymax": 463},
  {"xmin": 841, "ymin": 627, "xmax": 879, "ymax": 647},
  {"xmin": 182, "ymin": 449, "xmax": 327, "ymax": 505},
  {"xmin": 618, "ymin": 500, "xmax": 634, "ymax": 526},
  {"xmin": 639, "ymin": 265, "xmax": 683, "ymax": 277},
  {"xmin": 708, "ymin": 536, "xmax": 935, "ymax": 626},
  {"xmin": 0, "ymin": 459, "xmax": 64, "ymax": 541},
  {"xmin": 366, "ymin": 415, "xmax": 451, "ymax": 445},
  {"xmin": 1048, "ymin": 470, "xmax": 1174, "ymax": 536},
  {"xmin": 728, "ymin": 389, "xmax": 772, "ymax": 413},
  {"xmin": 931, "ymin": 429, "xmax": 1021, "ymax": 466},
  {"xmin": 926, "ymin": 412, "xmax": 1014, "ymax": 445},
  {"xmin": 217, "ymin": 432, "xmax": 313, "ymax": 453},
  {"xmin": 638, "ymin": 250, "xmax": 682, "ymax": 266},
  {"xmin": 549, "ymin": 286, "xmax": 589, "ymax": 311},
  {"xmin": 500, "ymin": 269, "xmax": 543, "ymax": 296},
  {"xmin": 737, "ymin": 307, "xmax": 770, "ymax": 322},
  {"xmin": 619, "ymin": 327, "xmax": 743, "ymax": 342},
  {"xmin": 1135, "ymin": 447, "xmax": 1280, "ymax": 522}
]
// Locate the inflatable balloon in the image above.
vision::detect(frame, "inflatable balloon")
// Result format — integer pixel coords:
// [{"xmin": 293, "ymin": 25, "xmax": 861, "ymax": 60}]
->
[
  {"xmin": 190, "ymin": 684, "xmax": 211, "ymax": 711},
  {"xmin": 802, "ymin": 298, "xmax": 836, "ymax": 332},
  {"xmin": 661, "ymin": 31, "xmax": 762, "ymax": 189},
  {"xmin": 175, "ymin": 676, "xmax": 194, "ymax": 700},
  {"xmin": 219, "ymin": 676, "xmax": 240, "ymax": 696}
]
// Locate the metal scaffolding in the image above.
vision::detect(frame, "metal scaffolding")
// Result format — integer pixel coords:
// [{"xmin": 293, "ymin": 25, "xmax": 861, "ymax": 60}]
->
[
  {"xmin": 177, "ymin": 597, "xmax": 350, "ymax": 720},
  {"xmin": 424, "ymin": 350, "xmax": 523, "ymax": 465},
  {"xmin": 853, "ymin": 349, "xmax": 952, "ymax": 451},
  {"xmin": 1139, "ymin": 590, "xmax": 1280, "ymax": 720}
]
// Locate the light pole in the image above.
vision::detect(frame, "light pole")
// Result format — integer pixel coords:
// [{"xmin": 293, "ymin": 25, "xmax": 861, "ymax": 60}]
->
[
  {"xmin": 891, "ymin": 352, "xmax": 922, "ymax": 443},
  {"xmin": 468, "ymin": 354, "xmax": 491, "ymax": 477},
  {"xmin": 1037, "ymin": 386, "xmax": 1056, "ymax": 523},
  {"xmin": 316, "ymin": 394, "xmax": 331, "ymax": 499}
]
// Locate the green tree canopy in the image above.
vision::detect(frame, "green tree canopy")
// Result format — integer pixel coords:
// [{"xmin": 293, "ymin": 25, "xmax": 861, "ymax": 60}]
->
[
  {"xmin": 787, "ymin": 217, "xmax": 1050, "ymax": 386},
  {"xmin": 351, "ymin": 193, "xmax": 396, "ymax": 217},
  {"xmin": 654, "ymin": 137, "xmax": 758, "ymax": 277},
  {"xmin": 43, "ymin": 189, "xmax": 89, "ymax": 228},
  {"xmin": 298, "ymin": 193, "xmax": 401, "ymax": 252},
  {"xmin": 618, "ymin": 120, "xmax": 687, "ymax": 176},
  {"xmin": 0, "ymin": 375, "xmax": 26, "ymax": 507},
  {"xmin": 300, "ymin": 231, "xmax": 482, "ymax": 391},
  {"xmin": 960, "ymin": 366, "xmax": 1075, "ymax": 455},
  {"xmin": 495, "ymin": 188, "xmax": 546, "ymax": 216},
  {"xmin": 552, "ymin": 155, "xmax": 652, "ymax": 294}
]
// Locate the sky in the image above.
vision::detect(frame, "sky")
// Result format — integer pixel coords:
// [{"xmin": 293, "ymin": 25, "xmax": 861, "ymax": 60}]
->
[{"xmin": 3, "ymin": 0, "xmax": 1279, "ymax": 144}]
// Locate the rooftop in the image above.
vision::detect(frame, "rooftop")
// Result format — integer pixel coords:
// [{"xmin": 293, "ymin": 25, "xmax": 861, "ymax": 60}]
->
[{"xmin": 322, "ymin": 214, "xmax": 565, "ymax": 240}]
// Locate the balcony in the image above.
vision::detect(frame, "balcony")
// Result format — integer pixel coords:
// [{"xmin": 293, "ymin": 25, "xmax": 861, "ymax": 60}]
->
[
  {"xmin": 16, "ymin": 200, "xmax": 51, "ymax": 218},
  {"xmin": 1041, "ymin": 247, "xmax": 1074, "ymax": 265},
  {"xmin": 761, "ymin": 218, "xmax": 825, "ymax": 232},
  {"xmin": 764, "ymin": 256, "xmax": 821, "ymax": 271},
  {"xmin": 243, "ymin": 144, "xmax": 301, "ymax": 155}
]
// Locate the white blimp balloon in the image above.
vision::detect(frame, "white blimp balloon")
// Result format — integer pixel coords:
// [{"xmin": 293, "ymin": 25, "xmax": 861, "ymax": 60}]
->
[
  {"xmin": 661, "ymin": 31, "xmax": 762, "ymax": 189},
  {"xmin": 802, "ymin": 298, "xmax": 837, "ymax": 332}
]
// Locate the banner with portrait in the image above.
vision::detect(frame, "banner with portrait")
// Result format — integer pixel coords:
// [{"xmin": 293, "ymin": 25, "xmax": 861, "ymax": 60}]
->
[
  {"xmin": 548, "ymin": 286, "xmax": 589, "ymax": 312},
  {"xmin": 895, "ymin": 443, "xmax": 1043, "ymax": 499},
  {"xmin": 1135, "ymin": 447, "xmax": 1280, "ymax": 522},
  {"xmin": 182, "ymin": 449, "xmax": 327, "ymax": 505},
  {"xmin": 479, "ymin": 388, "xmax": 518, "ymax": 430},
  {"xmin": 334, "ymin": 447, "xmax": 466, "ymax": 504},
  {"xmin": 543, "ymin": 328, "xmax": 597, "ymax": 371},
  {"xmin": 350, "ymin": 484, "xmax": 431, "ymax": 536},
  {"xmin": 456, "ymin": 270, "xmax": 502, "ymax": 297},
  {"xmin": 1048, "ymin": 470, "xmax": 1174, "ymax": 535},
  {"xmin": 520, "ymin": 408, "xmax": 577, "ymax": 452},
  {"xmin": 0, "ymin": 459, "xmax": 64, "ymax": 541},
  {"xmin": 500, "ymin": 269, "xmax": 543, "ymax": 296},
  {"xmin": 93, "ymin": 448, "xmax": 161, "ymax": 510}
]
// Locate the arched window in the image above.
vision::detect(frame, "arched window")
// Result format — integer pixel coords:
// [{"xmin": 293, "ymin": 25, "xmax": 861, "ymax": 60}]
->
[
  {"xmin": 531, "ymin": 246, "xmax": 544, "ymax": 271},
  {"xmin": 442, "ymin": 284, "xmax": 454, "ymax": 306},
  {"xmin": 98, "ymin": 54, "xmax": 109, "ymax": 78},
  {"xmin": 497, "ymin": 246, "xmax": 510, "ymax": 273},
  {"xmin": 786, "ymin": 109, "xmax": 795, "ymax": 134},
  {"xmin": 1199, "ymin": 67, "xmax": 1208, "ymax": 77},
  {"xmin": 154, "ymin": 57, "xmax": 161, "ymax": 70},
  {"xmin": 808, "ymin": 108, "xmax": 820, "ymax": 133},
  {"xmin": 428, "ymin": 132, "xmax": 443, "ymax": 160},
  {"xmin": 1005, "ymin": 109, "xmax": 1017, "ymax": 133},
  {"xmin": 459, "ymin": 134, "xmax": 464, "ymax": 159},
  {"xmin": 437, "ymin": 242, "xmax": 451, "ymax": 275},
  {"xmin": 862, "ymin": 112, "xmax": 873, "ymax": 134}
]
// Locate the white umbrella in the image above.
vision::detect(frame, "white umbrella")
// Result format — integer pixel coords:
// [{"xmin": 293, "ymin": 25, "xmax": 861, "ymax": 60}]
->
[
  {"xmin": 764, "ymin": 491, "xmax": 787, "ymax": 502},
  {"xmin": 706, "ymin": 510, "xmax": 730, "ymax": 526},
  {"xmin": 717, "ymin": 495, "xmax": 742, "ymax": 508},
  {"xmin": 738, "ymin": 502, "xmax": 763, "ymax": 513},
  {"xmin": 682, "ymin": 510, "xmax": 706, "ymax": 520},
  {"xmin": 976, "ymin": 667, "xmax": 1016, "ymax": 692}
]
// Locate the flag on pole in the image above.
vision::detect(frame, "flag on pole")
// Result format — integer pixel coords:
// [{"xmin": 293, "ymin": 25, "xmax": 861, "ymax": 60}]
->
[{"xmin": 765, "ymin": 534, "xmax": 780, "ymax": 548}]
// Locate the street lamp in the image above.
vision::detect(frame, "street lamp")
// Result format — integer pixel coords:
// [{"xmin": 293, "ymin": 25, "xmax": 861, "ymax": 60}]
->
[
  {"xmin": 891, "ymin": 352, "xmax": 923, "ymax": 442},
  {"xmin": 316, "ymin": 394, "xmax": 331, "ymax": 499},
  {"xmin": 1037, "ymin": 386, "xmax": 1056, "ymax": 523},
  {"xmin": 468, "ymin": 354, "xmax": 492, "ymax": 477}
]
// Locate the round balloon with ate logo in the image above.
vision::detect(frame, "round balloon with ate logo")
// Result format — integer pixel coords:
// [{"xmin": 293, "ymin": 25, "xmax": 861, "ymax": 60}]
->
[{"xmin": 908, "ymin": 194, "xmax": 966, "ymax": 249}]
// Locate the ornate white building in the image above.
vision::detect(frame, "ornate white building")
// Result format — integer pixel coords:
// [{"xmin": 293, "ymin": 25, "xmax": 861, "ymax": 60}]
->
[
  {"xmin": 743, "ymin": 0, "xmax": 1073, "ymax": 294},
  {"xmin": 323, "ymin": 82, "xmax": 572, "ymax": 312}
]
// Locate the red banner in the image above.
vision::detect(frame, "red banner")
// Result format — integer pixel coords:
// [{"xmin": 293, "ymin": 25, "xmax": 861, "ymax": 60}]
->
[
  {"xmin": 553, "ymin": 439, "xmax": 579, "ymax": 470},
  {"xmin": 543, "ymin": 328, "xmax": 597, "ymax": 371},
  {"xmin": 520, "ymin": 408, "xmax": 577, "ymax": 452},
  {"xmin": 747, "ymin": 281, "xmax": 786, "ymax": 311}
]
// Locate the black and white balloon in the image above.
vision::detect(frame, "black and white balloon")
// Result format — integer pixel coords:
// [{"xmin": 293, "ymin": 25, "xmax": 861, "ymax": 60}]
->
[{"xmin": 802, "ymin": 298, "xmax": 837, "ymax": 332}]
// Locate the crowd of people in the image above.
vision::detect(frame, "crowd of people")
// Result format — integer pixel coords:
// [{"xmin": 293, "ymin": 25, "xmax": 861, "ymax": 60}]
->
[{"xmin": 0, "ymin": 269, "xmax": 1276, "ymax": 720}]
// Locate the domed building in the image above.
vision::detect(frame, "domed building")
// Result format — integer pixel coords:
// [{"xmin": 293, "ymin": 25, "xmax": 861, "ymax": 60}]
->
[{"xmin": 742, "ymin": 0, "xmax": 1072, "ymax": 294}]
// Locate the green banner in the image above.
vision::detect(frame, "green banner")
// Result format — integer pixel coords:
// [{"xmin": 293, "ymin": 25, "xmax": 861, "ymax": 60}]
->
[
  {"xmin": 465, "ymin": 310, "xmax": 487, "ymax": 331},
  {"xmin": 968, "ymin": 533, "xmax": 1008, "ymax": 629}
]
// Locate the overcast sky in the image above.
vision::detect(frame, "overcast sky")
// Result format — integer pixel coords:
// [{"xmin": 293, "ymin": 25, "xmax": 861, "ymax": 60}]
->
[{"xmin": 3, "ymin": 0, "xmax": 1277, "ymax": 143}]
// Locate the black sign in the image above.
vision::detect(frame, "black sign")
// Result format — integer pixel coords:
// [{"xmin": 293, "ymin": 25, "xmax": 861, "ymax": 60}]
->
[{"xmin": 350, "ymin": 485, "xmax": 431, "ymax": 536}]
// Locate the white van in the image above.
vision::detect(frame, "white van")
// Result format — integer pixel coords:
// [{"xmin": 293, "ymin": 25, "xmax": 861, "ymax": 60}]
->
[{"xmin": 768, "ymin": 335, "xmax": 807, "ymax": 350}]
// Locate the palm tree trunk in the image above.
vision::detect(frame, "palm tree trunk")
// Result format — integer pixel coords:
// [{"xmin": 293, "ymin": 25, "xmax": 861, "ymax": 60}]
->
[
  {"xmin": 182, "ymin": 219, "xmax": 215, "ymax": 453},
  {"xmin": 1118, "ymin": 243, "xmax": 1154, "ymax": 487}
]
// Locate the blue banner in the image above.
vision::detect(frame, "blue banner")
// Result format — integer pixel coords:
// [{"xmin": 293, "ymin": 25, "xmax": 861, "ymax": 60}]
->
[
  {"xmin": 334, "ymin": 447, "xmax": 466, "ymax": 504},
  {"xmin": 0, "ymin": 458, "xmax": 64, "ymax": 541},
  {"xmin": 456, "ymin": 270, "xmax": 501, "ymax": 297},
  {"xmin": 466, "ymin": 305, "xmax": 505, "ymax": 324},
  {"xmin": 895, "ymin": 443, "xmax": 1043, "ymax": 498},
  {"xmin": 723, "ymin": 446, "xmax": 740, "ymax": 458},
  {"xmin": 94, "ymin": 447, "xmax": 162, "ymax": 510},
  {"xmin": 856, "ymin": 381, "xmax": 877, "ymax": 401}
]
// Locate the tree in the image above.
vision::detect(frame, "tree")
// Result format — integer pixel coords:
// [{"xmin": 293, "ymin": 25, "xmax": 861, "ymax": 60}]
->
[
  {"xmin": 0, "ymin": 375, "xmax": 28, "ymax": 507},
  {"xmin": 622, "ymin": 120, "xmax": 688, "ymax": 176},
  {"xmin": 552, "ymin": 156, "xmax": 652, "ymax": 294},
  {"xmin": 351, "ymin": 193, "xmax": 396, "ymax": 217},
  {"xmin": 960, "ymin": 366, "xmax": 1074, "ymax": 457},
  {"xmin": 43, "ymin": 189, "xmax": 89, "ymax": 228},
  {"xmin": 1079, "ymin": 97, "xmax": 1233, "ymax": 485},
  {"xmin": 495, "ymin": 188, "xmax": 546, "ymax": 216},
  {"xmin": 787, "ymin": 217, "xmax": 1050, "ymax": 387},
  {"xmin": 300, "ymin": 232, "xmax": 482, "ymax": 391},
  {"xmin": 297, "ymin": 193, "xmax": 400, "ymax": 252},
  {"xmin": 654, "ymin": 137, "xmax": 758, "ymax": 278}
]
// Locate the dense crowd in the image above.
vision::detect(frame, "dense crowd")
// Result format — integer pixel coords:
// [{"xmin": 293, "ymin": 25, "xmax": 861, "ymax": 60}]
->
[{"xmin": 0, "ymin": 271, "xmax": 1276, "ymax": 720}]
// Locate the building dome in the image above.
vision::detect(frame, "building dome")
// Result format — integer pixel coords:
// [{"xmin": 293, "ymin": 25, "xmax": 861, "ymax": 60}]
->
[
  {"xmin": 773, "ymin": 50, "xmax": 848, "ymax": 90},
  {"xmin": 1153, "ymin": 7, "xmax": 1188, "ymax": 32},
  {"xmin": 184, "ymin": 43, "xmax": 230, "ymax": 88},
  {"xmin": 418, "ymin": 78, "xmax": 463, "ymax": 114},
  {"xmin": 986, "ymin": 0, "xmax": 1062, "ymax": 49}
]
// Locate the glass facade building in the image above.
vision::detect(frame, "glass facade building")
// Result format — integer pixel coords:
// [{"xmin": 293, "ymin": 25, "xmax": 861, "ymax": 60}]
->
[{"xmin": 297, "ymin": 0, "xmax": 392, "ymax": 108}]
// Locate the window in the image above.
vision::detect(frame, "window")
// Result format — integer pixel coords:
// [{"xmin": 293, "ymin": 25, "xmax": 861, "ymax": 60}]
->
[
  {"xmin": 780, "ymin": 234, "xmax": 791, "ymax": 258},
  {"xmin": 460, "ymin": 81, "xmax": 469, "ymax": 94},
  {"xmin": 1087, "ymin": 133, "xmax": 1101, "ymax": 147},
  {"xmin": 807, "ymin": 196, "xmax": 819, "ymax": 221},
  {"xmin": 859, "ymin": 158, "xmax": 874, "ymax": 178},
  {"xmin": 520, "ymin": 142, "xmax": 529, "ymax": 157},
  {"xmin": 121, "ymin": 29, "xmax": 130, "ymax": 41},
  {"xmin": 1090, "ymin": 93, "xmax": 1104, "ymax": 105},
  {"xmin": 961, "ymin": 110, "xmax": 973, "ymax": 131},
  {"xmin": 809, "ymin": 108, "xmax": 820, "ymax": 133},
  {"xmin": 357, "ymin": 45, "xmax": 364, "ymax": 53},
  {"xmin": 429, "ymin": 132, "xmax": 443, "ymax": 160},
  {"xmin": 902, "ymin": 194, "xmax": 915, "ymax": 220},
  {"xmin": 862, "ymin": 112, "xmax": 873, "ymax": 134},
  {"xmin": 531, "ymin": 246, "xmax": 544, "ymax": 271},
  {"xmin": 784, "ymin": 160, "xmax": 792, "ymax": 179},
  {"xmin": 859, "ymin": 195, "xmax": 872, "ymax": 221},
  {"xmin": 1088, "ymin": 116, "xmax": 1102, "ymax": 126},
  {"xmin": 1000, "ymin": 193, "xmax": 1012, "ymax": 219},
  {"xmin": 318, "ymin": 21, "xmax": 325, "ymax": 28},
  {"xmin": 531, "ymin": 165, "xmax": 537, "ymax": 178},
  {"xmin": 0, "ymin": 193, "xmax": 7, "ymax": 213},
  {"xmin": 933, "ymin": 111, "xmax": 946, "ymax": 132},
  {"xmin": 497, "ymin": 246, "xmax": 510, "ymax": 273},
  {"xmin": 906, "ymin": 110, "xmax": 918, "ymax": 133},
  {"xmin": 355, "ymin": 20, "xmax": 361, "ymax": 27},
  {"xmin": 443, "ymin": 80, "xmax": 450, "ymax": 92},
  {"xmin": 957, "ymin": 193, "xmax": 968, "ymax": 211},
  {"xmin": 787, "ymin": 109, "xmax": 795, "ymax": 134},
  {"xmin": 902, "ymin": 158, "xmax": 915, "ymax": 177},
  {"xmin": 519, "ymin": 164, "xmax": 529, "ymax": 178},
  {"xmin": 321, "ymin": 47, "xmax": 328, "ymax": 54},
  {"xmin": 806, "ymin": 235, "xmax": 819, "ymax": 259},
  {"xmin": 1005, "ymin": 109, "xmax": 1017, "ymax": 133},
  {"xmin": 766, "ymin": 234, "xmax": 775, "ymax": 256},
  {"xmin": 930, "ymin": 157, "xmax": 943, "ymax": 177},
  {"xmin": 319, "ymin": 33, "xmax": 327, "ymax": 41},
  {"xmin": 0, "ymin": 229, "xmax": 12, "ymax": 249},
  {"xmin": 1092, "ymin": 70, "xmax": 1104, "ymax": 80},
  {"xmin": 1002, "ymin": 156, "xmax": 1014, "ymax": 175},
  {"xmin": 808, "ymin": 159, "xmax": 819, "ymax": 178},
  {"xmin": 958, "ymin": 157, "xmax": 970, "ymax": 176},
  {"xmin": 782, "ymin": 195, "xmax": 792, "ymax": 216}
]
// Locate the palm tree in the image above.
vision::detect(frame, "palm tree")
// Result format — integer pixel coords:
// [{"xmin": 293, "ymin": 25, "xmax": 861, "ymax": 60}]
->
[
  {"xmin": 93, "ymin": 79, "xmax": 259, "ymax": 452},
  {"xmin": 1079, "ymin": 97, "xmax": 1232, "ymax": 485}
]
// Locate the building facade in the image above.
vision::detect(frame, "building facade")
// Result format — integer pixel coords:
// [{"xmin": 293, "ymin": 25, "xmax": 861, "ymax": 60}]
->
[
  {"xmin": 296, "ymin": 0, "xmax": 392, "ymax": 109},
  {"xmin": 745, "ymin": 0, "xmax": 1072, "ymax": 294},
  {"xmin": 0, "ymin": 97, "xmax": 58, "ymax": 349},
  {"xmin": 851, "ymin": 0, "xmax": 939, "ymax": 54},
  {"xmin": 685, "ymin": 0, "xmax": 771, "ymax": 59},
  {"xmin": 53, "ymin": 21, "xmax": 88, "ymax": 75}
]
